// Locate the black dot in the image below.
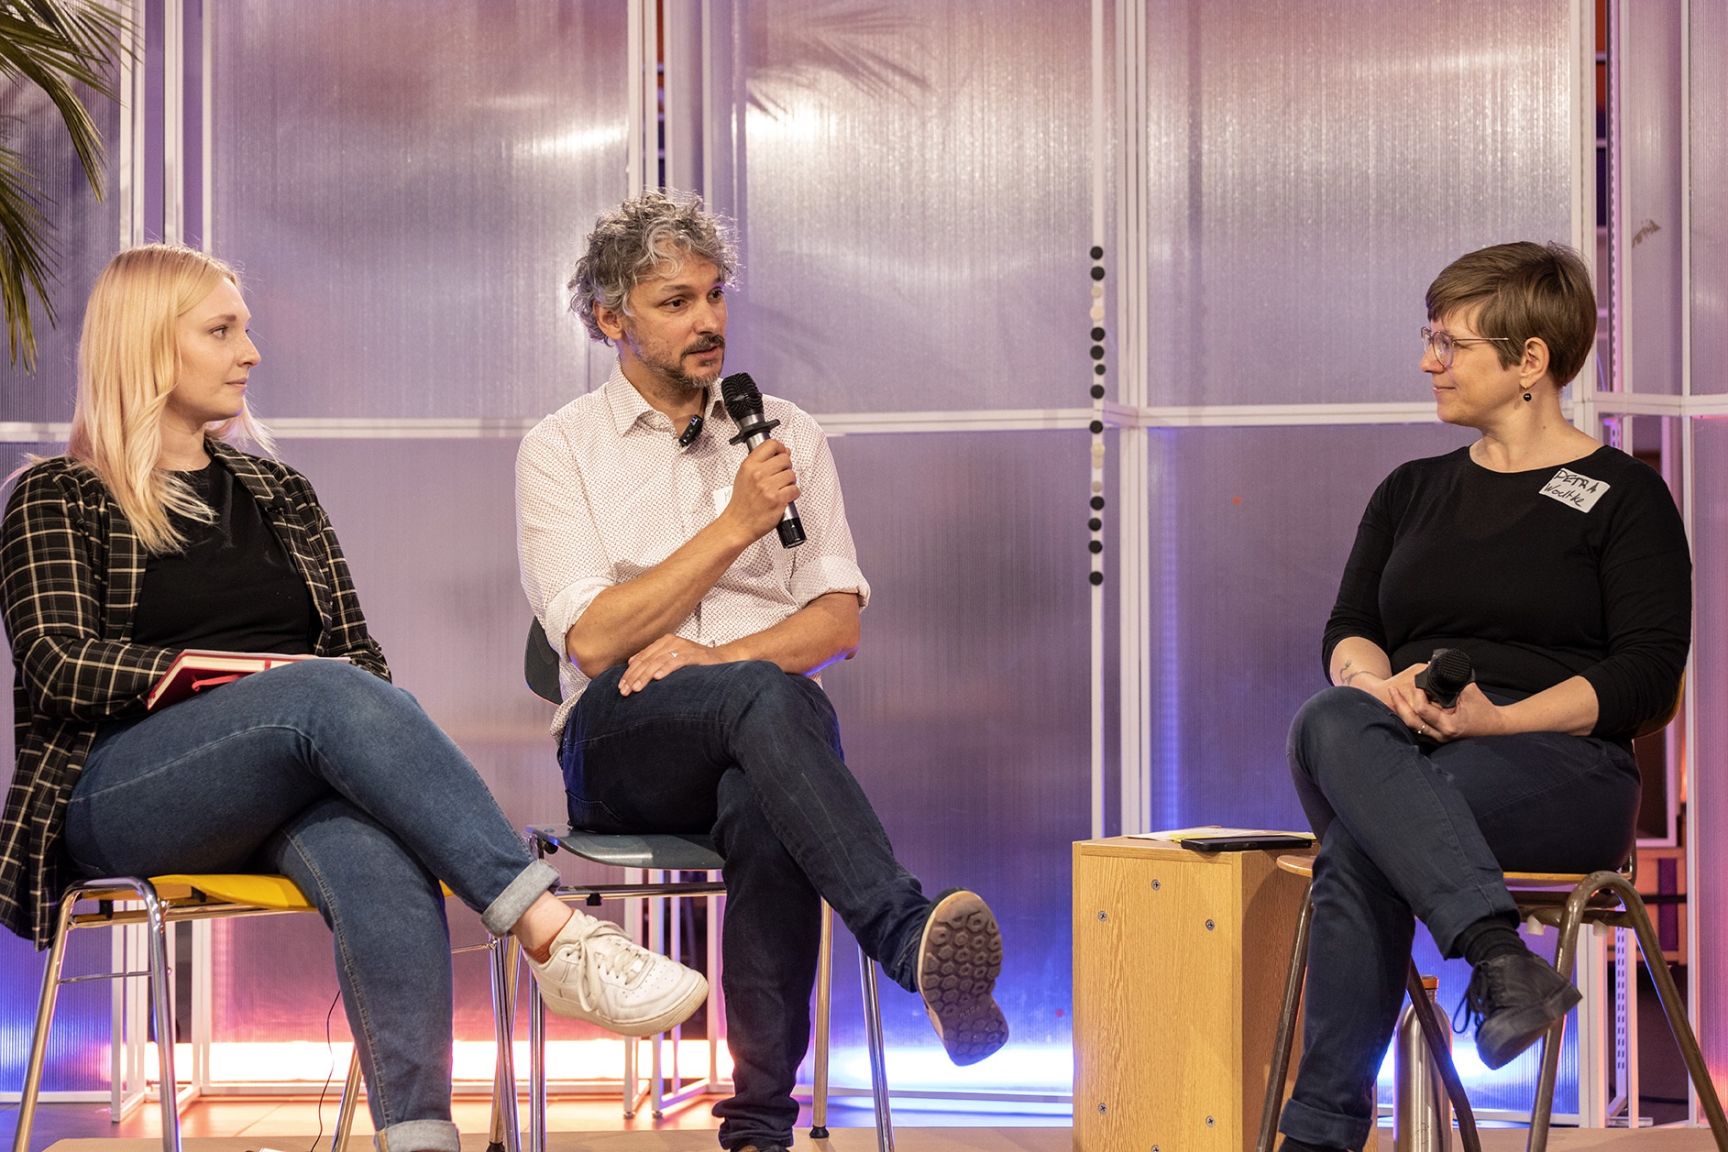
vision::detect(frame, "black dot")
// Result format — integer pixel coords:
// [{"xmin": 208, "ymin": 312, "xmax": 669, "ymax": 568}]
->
[
  {"xmin": 1090, "ymin": 345, "xmax": 1105, "ymax": 361},
  {"xmin": 1090, "ymin": 327, "xmax": 1105, "ymax": 341},
  {"xmin": 1090, "ymin": 266, "xmax": 1105, "ymax": 281},
  {"xmin": 1094, "ymin": 364, "xmax": 1106, "ymax": 376},
  {"xmin": 1089, "ymin": 420, "xmax": 1104, "ymax": 434},
  {"xmin": 1089, "ymin": 540, "xmax": 1104, "ymax": 555},
  {"xmin": 1089, "ymin": 245, "xmax": 1104, "ymax": 260},
  {"xmin": 1089, "ymin": 571, "xmax": 1104, "ymax": 586},
  {"xmin": 1090, "ymin": 384, "xmax": 1105, "ymax": 400},
  {"xmin": 1088, "ymin": 517, "xmax": 1102, "ymax": 531},
  {"xmin": 1090, "ymin": 496, "xmax": 1105, "ymax": 511}
]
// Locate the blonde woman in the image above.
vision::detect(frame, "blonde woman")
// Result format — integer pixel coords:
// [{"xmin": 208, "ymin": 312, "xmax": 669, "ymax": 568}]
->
[{"xmin": 0, "ymin": 244, "xmax": 706, "ymax": 1152}]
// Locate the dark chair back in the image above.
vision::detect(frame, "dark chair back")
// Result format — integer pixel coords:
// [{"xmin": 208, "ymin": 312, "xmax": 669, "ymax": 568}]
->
[{"xmin": 525, "ymin": 618, "xmax": 562, "ymax": 704}]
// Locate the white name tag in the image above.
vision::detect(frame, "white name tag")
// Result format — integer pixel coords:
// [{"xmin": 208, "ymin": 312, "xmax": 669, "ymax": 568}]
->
[
  {"xmin": 712, "ymin": 485, "xmax": 733, "ymax": 516},
  {"xmin": 1539, "ymin": 468, "xmax": 1610, "ymax": 513}
]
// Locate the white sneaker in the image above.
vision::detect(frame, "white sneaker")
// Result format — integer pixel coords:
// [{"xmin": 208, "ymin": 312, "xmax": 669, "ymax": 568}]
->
[{"xmin": 527, "ymin": 912, "xmax": 708, "ymax": 1036}]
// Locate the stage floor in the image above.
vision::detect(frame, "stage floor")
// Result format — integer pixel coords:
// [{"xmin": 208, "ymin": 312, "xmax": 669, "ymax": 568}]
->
[
  {"xmin": 30, "ymin": 1127, "xmax": 1728, "ymax": 1152},
  {"xmin": 7, "ymin": 1094, "xmax": 1722, "ymax": 1152}
]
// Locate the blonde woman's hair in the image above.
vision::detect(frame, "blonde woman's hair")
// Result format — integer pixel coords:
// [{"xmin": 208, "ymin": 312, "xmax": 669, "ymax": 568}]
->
[{"xmin": 67, "ymin": 244, "xmax": 274, "ymax": 553}]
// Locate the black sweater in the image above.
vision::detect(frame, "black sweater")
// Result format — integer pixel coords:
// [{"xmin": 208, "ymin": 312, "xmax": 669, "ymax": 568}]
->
[{"xmin": 1322, "ymin": 445, "xmax": 1692, "ymax": 743}]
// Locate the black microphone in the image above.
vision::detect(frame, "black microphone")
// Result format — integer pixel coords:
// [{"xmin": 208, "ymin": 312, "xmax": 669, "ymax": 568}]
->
[
  {"xmin": 720, "ymin": 372, "xmax": 806, "ymax": 548},
  {"xmin": 676, "ymin": 412, "xmax": 704, "ymax": 448},
  {"xmin": 1414, "ymin": 648, "xmax": 1474, "ymax": 709}
]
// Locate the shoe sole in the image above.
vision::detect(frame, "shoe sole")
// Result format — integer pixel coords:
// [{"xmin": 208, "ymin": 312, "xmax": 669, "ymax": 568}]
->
[
  {"xmin": 540, "ymin": 970, "xmax": 710, "ymax": 1038},
  {"xmin": 1475, "ymin": 981, "xmax": 1582, "ymax": 1070},
  {"xmin": 917, "ymin": 890, "xmax": 1008, "ymax": 1066}
]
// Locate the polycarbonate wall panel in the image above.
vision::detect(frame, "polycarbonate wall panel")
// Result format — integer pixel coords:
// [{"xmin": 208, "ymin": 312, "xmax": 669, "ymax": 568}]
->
[
  {"xmin": 1695, "ymin": 3, "xmax": 1728, "ymax": 395},
  {"xmin": 812, "ymin": 431, "xmax": 1090, "ymax": 1084},
  {"xmin": 201, "ymin": 438, "xmax": 568, "ymax": 1045},
  {"xmin": 1141, "ymin": 422, "xmax": 1473, "ymax": 829},
  {"xmin": 1620, "ymin": 5, "xmax": 1683, "ymax": 396},
  {"xmin": 0, "ymin": 27, "xmax": 121, "ymax": 1091},
  {"xmin": 1694, "ymin": 0, "xmax": 1728, "ymax": 1098},
  {"xmin": 1142, "ymin": 0, "xmax": 1575, "ymax": 406},
  {"xmin": 707, "ymin": 0, "xmax": 1098, "ymax": 414},
  {"xmin": 208, "ymin": 1, "xmax": 629, "ymax": 421},
  {"xmin": 1694, "ymin": 419, "xmax": 1728, "ymax": 1096},
  {"xmin": 0, "ymin": 74, "xmax": 121, "ymax": 419}
]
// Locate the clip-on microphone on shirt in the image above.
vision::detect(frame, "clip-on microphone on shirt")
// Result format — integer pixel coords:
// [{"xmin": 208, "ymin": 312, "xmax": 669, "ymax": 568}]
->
[{"xmin": 676, "ymin": 412, "xmax": 704, "ymax": 448}]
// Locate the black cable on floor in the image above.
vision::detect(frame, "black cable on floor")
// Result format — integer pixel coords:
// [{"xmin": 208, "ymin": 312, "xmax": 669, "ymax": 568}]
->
[{"xmin": 309, "ymin": 991, "xmax": 342, "ymax": 1152}]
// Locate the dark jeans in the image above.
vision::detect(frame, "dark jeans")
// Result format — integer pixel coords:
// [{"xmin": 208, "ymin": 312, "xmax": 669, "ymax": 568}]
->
[
  {"xmin": 561, "ymin": 661, "xmax": 930, "ymax": 1151},
  {"xmin": 1279, "ymin": 687, "xmax": 1639, "ymax": 1150},
  {"xmin": 63, "ymin": 660, "xmax": 558, "ymax": 1152}
]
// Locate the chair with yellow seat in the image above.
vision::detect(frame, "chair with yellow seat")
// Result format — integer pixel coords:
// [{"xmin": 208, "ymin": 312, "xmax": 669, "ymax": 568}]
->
[
  {"xmin": 12, "ymin": 872, "xmax": 520, "ymax": 1152},
  {"xmin": 1255, "ymin": 852, "xmax": 1728, "ymax": 1152}
]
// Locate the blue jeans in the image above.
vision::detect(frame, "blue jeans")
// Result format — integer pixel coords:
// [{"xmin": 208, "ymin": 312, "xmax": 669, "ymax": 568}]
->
[
  {"xmin": 62, "ymin": 660, "xmax": 559, "ymax": 1152},
  {"xmin": 561, "ymin": 661, "xmax": 931, "ymax": 1151},
  {"xmin": 1279, "ymin": 687, "xmax": 1639, "ymax": 1150}
]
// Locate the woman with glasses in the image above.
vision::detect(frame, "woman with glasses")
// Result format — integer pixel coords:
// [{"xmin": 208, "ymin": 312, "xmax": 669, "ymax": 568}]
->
[
  {"xmin": 1276, "ymin": 242, "xmax": 1691, "ymax": 1152},
  {"xmin": 0, "ymin": 244, "xmax": 708, "ymax": 1152}
]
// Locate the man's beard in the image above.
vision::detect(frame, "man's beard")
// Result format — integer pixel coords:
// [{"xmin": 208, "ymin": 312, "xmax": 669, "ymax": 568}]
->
[{"xmin": 636, "ymin": 334, "xmax": 724, "ymax": 391}]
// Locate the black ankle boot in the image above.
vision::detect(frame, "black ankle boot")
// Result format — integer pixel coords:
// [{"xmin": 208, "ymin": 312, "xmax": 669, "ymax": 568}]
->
[{"xmin": 1459, "ymin": 950, "xmax": 1582, "ymax": 1069}]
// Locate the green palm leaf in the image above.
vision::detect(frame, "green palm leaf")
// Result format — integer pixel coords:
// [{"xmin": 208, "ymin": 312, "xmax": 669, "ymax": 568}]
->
[{"xmin": 0, "ymin": 0, "xmax": 124, "ymax": 371}]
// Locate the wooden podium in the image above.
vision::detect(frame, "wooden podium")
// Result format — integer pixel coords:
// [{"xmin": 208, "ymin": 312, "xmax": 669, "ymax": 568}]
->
[{"xmin": 1072, "ymin": 836, "xmax": 1314, "ymax": 1152}]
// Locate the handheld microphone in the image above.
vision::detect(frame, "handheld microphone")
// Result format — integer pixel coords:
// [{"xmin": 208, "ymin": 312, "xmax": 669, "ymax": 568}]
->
[
  {"xmin": 720, "ymin": 372, "xmax": 806, "ymax": 548},
  {"xmin": 1414, "ymin": 648, "xmax": 1474, "ymax": 709}
]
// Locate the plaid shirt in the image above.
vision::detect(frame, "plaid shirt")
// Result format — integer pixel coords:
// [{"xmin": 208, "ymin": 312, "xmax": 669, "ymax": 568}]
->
[{"xmin": 0, "ymin": 441, "xmax": 388, "ymax": 946}]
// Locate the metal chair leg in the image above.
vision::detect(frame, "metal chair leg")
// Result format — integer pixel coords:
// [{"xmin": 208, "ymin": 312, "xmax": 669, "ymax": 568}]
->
[
  {"xmin": 1609, "ymin": 874, "xmax": 1728, "ymax": 1145},
  {"xmin": 1401, "ymin": 961, "xmax": 1481, "ymax": 1152},
  {"xmin": 331, "ymin": 1050, "xmax": 364, "ymax": 1152},
  {"xmin": 488, "ymin": 936, "xmax": 521, "ymax": 1152},
  {"xmin": 811, "ymin": 901, "xmax": 834, "ymax": 1139},
  {"xmin": 1256, "ymin": 885, "xmax": 1312, "ymax": 1152},
  {"xmin": 11, "ymin": 890, "xmax": 84, "ymax": 1152},
  {"xmin": 1527, "ymin": 878, "xmax": 1594, "ymax": 1152},
  {"xmin": 858, "ymin": 946, "xmax": 894, "ymax": 1152},
  {"xmin": 529, "ymin": 975, "xmax": 548, "ymax": 1152},
  {"xmin": 141, "ymin": 883, "xmax": 183, "ymax": 1152}
]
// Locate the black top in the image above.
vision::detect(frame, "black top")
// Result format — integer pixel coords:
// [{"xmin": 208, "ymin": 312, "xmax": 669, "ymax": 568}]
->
[
  {"xmin": 1322, "ymin": 445, "xmax": 1692, "ymax": 742},
  {"xmin": 132, "ymin": 461, "xmax": 316, "ymax": 653}
]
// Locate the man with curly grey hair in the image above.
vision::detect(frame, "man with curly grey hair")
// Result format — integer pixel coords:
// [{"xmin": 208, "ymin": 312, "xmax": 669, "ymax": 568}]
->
[{"xmin": 516, "ymin": 189, "xmax": 1008, "ymax": 1152}]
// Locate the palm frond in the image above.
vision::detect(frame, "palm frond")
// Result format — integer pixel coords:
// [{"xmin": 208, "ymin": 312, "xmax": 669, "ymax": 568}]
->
[
  {"xmin": 0, "ymin": 0, "xmax": 125, "ymax": 370},
  {"xmin": 0, "ymin": 138, "xmax": 55, "ymax": 367},
  {"xmin": 745, "ymin": 1, "xmax": 933, "ymax": 122}
]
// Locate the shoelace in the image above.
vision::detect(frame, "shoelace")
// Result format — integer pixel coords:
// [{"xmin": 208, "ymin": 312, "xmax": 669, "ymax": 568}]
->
[
  {"xmin": 552, "ymin": 921, "xmax": 656, "ymax": 1014},
  {"xmin": 1451, "ymin": 967, "xmax": 1493, "ymax": 1035},
  {"xmin": 581, "ymin": 922, "xmax": 654, "ymax": 987}
]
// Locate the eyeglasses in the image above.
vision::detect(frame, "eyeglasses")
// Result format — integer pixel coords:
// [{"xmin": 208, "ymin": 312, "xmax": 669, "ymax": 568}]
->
[{"xmin": 1421, "ymin": 326, "xmax": 1515, "ymax": 369}]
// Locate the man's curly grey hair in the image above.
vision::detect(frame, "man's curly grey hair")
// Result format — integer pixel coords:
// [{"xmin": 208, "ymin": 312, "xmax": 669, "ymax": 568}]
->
[{"xmin": 569, "ymin": 189, "xmax": 739, "ymax": 344}]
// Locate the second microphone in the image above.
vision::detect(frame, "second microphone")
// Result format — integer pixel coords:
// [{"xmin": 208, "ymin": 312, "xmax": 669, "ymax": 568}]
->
[{"xmin": 721, "ymin": 372, "xmax": 807, "ymax": 549}]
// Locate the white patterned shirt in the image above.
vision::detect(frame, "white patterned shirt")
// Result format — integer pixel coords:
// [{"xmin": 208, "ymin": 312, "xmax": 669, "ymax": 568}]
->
[{"xmin": 517, "ymin": 365, "xmax": 871, "ymax": 730}]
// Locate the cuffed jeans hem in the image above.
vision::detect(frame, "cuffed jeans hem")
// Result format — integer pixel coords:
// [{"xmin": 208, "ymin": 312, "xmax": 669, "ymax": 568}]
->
[
  {"xmin": 1279, "ymin": 1095, "xmax": 1371, "ymax": 1151},
  {"xmin": 1424, "ymin": 883, "xmax": 1519, "ymax": 959},
  {"xmin": 482, "ymin": 858, "xmax": 560, "ymax": 936},
  {"xmin": 375, "ymin": 1118, "xmax": 460, "ymax": 1152}
]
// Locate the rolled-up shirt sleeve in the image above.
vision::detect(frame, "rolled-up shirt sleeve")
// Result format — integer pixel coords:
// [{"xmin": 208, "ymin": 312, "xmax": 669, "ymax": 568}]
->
[
  {"xmin": 516, "ymin": 421, "xmax": 614, "ymax": 657},
  {"xmin": 782, "ymin": 415, "xmax": 870, "ymax": 611}
]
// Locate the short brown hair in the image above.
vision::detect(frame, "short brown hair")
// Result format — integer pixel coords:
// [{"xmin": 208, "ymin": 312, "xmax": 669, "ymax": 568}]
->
[{"xmin": 1425, "ymin": 241, "xmax": 1597, "ymax": 387}]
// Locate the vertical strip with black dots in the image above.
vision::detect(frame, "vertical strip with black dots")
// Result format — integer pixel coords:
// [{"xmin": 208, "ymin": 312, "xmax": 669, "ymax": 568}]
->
[{"xmin": 1089, "ymin": 246, "xmax": 1106, "ymax": 586}]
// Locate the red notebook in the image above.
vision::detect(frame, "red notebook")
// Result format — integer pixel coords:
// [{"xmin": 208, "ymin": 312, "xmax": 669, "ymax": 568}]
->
[{"xmin": 146, "ymin": 650, "xmax": 325, "ymax": 711}]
